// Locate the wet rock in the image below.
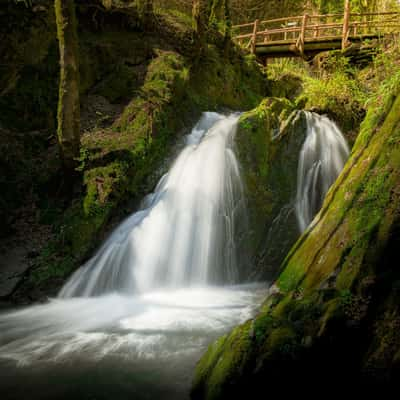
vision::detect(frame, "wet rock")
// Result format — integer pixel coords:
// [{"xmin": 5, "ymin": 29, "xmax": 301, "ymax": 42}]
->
[{"xmin": 0, "ymin": 247, "xmax": 28, "ymax": 298}]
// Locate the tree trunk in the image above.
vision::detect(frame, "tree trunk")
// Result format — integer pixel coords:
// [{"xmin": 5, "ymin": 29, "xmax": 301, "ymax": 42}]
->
[
  {"xmin": 55, "ymin": 0, "xmax": 80, "ymax": 174},
  {"xmin": 192, "ymin": 0, "xmax": 209, "ymax": 45},
  {"xmin": 209, "ymin": 0, "xmax": 230, "ymax": 30},
  {"xmin": 138, "ymin": 0, "xmax": 153, "ymax": 29},
  {"xmin": 192, "ymin": 0, "xmax": 231, "ymax": 53}
]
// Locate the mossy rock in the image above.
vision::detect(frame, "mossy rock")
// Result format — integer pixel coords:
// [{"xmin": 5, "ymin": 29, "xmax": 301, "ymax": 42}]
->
[
  {"xmin": 235, "ymin": 99, "xmax": 307, "ymax": 280},
  {"xmin": 269, "ymin": 72, "xmax": 303, "ymax": 101},
  {"xmin": 192, "ymin": 76, "xmax": 400, "ymax": 396}
]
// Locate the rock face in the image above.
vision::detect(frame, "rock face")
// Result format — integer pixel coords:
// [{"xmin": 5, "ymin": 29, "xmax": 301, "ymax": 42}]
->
[
  {"xmin": 192, "ymin": 81, "xmax": 400, "ymax": 398},
  {"xmin": 235, "ymin": 99, "xmax": 308, "ymax": 280}
]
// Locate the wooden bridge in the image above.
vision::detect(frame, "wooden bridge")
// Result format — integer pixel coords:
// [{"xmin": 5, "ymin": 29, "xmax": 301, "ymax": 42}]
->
[{"xmin": 233, "ymin": 1, "xmax": 400, "ymax": 60}]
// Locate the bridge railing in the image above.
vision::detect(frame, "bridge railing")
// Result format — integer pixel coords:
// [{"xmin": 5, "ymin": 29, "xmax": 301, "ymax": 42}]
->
[{"xmin": 233, "ymin": 10, "xmax": 400, "ymax": 55}]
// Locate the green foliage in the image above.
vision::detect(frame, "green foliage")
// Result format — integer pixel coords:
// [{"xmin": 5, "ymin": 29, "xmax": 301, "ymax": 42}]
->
[
  {"xmin": 302, "ymin": 58, "xmax": 366, "ymax": 125},
  {"xmin": 267, "ymin": 58, "xmax": 304, "ymax": 81},
  {"xmin": 266, "ymin": 49, "xmax": 400, "ymax": 137},
  {"xmin": 268, "ymin": 41, "xmax": 400, "ymax": 132},
  {"xmin": 75, "ymin": 146, "xmax": 89, "ymax": 172},
  {"xmin": 14, "ymin": 0, "xmax": 32, "ymax": 7},
  {"xmin": 367, "ymin": 42, "xmax": 400, "ymax": 103},
  {"xmin": 0, "ymin": 4, "xmax": 58, "ymax": 131},
  {"xmin": 268, "ymin": 55, "xmax": 368, "ymax": 112},
  {"xmin": 305, "ymin": 72, "xmax": 363, "ymax": 108},
  {"xmin": 312, "ymin": 0, "xmax": 400, "ymax": 14}
]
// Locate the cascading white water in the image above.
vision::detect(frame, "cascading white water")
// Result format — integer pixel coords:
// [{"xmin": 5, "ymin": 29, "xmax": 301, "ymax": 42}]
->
[
  {"xmin": 295, "ymin": 112, "xmax": 350, "ymax": 233},
  {"xmin": 0, "ymin": 113, "xmax": 267, "ymax": 400},
  {"xmin": 60, "ymin": 112, "xmax": 245, "ymax": 298}
]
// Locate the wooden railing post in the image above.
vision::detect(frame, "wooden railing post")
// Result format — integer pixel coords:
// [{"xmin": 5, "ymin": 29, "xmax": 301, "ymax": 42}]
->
[
  {"xmin": 362, "ymin": 14, "xmax": 367, "ymax": 35},
  {"xmin": 264, "ymin": 29, "xmax": 269, "ymax": 43},
  {"xmin": 297, "ymin": 13, "xmax": 308, "ymax": 55},
  {"xmin": 301, "ymin": 14, "xmax": 308, "ymax": 43},
  {"xmin": 284, "ymin": 19, "xmax": 288, "ymax": 40},
  {"xmin": 251, "ymin": 19, "xmax": 259, "ymax": 54},
  {"xmin": 314, "ymin": 18, "xmax": 320, "ymax": 38},
  {"xmin": 342, "ymin": 0, "xmax": 351, "ymax": 49}
]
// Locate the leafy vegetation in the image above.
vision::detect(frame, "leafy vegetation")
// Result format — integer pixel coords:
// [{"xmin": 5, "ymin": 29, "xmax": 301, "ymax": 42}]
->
[{"xmin": 267, "ymin": 39, "xmax": 400, "ymax": 142}]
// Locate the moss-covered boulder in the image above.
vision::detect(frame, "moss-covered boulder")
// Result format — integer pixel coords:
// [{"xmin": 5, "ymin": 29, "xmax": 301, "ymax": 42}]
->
[
  {"xmin": 268, "ymin": 72, "xmax": 303, "ymax": 101},
  {"xmin": 192, "ymin": 76, "xmax": 400, "ymax": 398},
  {"xmin": 235, "ymin": 99, "xmax": 309, "ymax": 279}
]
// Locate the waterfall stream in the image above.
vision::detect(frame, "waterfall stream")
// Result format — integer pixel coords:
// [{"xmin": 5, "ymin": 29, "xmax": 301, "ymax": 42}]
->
[
  {"xmin": 0, "ymin": 113, "xmax": 267, "ymax": 400},
  {"xmin": 295, "ymin": 112, "xmax": 350, "ymax": 233},
  {"xmin": 60, "ymin": 112, "xmax": 245, "ymax": 298}
]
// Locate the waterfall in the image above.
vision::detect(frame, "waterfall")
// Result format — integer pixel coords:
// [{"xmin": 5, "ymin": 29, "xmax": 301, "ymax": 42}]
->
[
  {"xmin": 295, "ymin": 112, "xmax": 350, "ymax": 233},
  {"xmin": 0, "ymin": 112, "xmax": 266, "ymax": 399},
  {"xmin": 60, "ymin": 112, "xmax": 245, "ymax": 298}
]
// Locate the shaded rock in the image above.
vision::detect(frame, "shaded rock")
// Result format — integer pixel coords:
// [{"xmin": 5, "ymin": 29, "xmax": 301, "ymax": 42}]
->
[
  {"xmin": 0, "ymin": 247, "xmax": 28, "ymax": 298},
  {"xmin": 235, "ymin": 100, "xmax": 308, "ymax": 280},
  {"xmin": 269, "ymin": 72, "xmax": 303, "ymax": 101}
]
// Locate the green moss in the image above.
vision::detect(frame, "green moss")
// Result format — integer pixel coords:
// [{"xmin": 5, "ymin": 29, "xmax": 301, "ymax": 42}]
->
[
  {"xmin": 275, "ymin": 78, "xmax": 400, "ymax": 291},
  {"xmin": 269, "ymin": 72, "xmax": 303, "ymax": 101},
  {"xmin": 264, "ymin": 325, "xmax": 297, "ymax": 357},
  {"xmin": 192, "ymin": 335, "xmax": 228, "ymax": 400},
  {"xmin": 317, "ymin": 297, "xmax": 343, "ymax": 337},
  {"xmin": 234, "ymin": 97, "xmax": 302, "ymax": 279},
  {"xmin": 267, "ymin": 54, "xmax": 370, "ymax": 142},
  {"xmin": 364, "ymin": 293, "xmax": 400, "ymax": 379},
  {"xmin": 192, "ymin": 321, "xmax": 254, "ymax": 400},
  {"xmin": 270, "ymin": 292, "xmax": 293, "ymax": 317},
  {"xmin": 0, "ymin": 22, "xmax": 59, "ymax": 130},
  {"xmin": 277, "ymin": 261, "xmax": 306, "ymax": 293},
  {"xmin": 187, "ymin": 45, "xmax": 265, "ymax": 111}
]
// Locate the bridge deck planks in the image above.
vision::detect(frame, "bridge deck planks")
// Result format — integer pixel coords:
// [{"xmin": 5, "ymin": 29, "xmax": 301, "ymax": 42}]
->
[{"xmin": 255, "ymin": 34, "xmax": 381, "ymax": 57}]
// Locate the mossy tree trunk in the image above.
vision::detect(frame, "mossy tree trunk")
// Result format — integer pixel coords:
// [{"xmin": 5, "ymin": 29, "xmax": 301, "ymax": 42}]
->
[
  {"xmin": 192, "ymin": 0, "xmax": 231, "ymax": 54},
  {"xmin": 137, "ymin": 0, "xmax": 153, "ymax": 29},
  {"xmin": 192, "ymin": 0, "xmax": 210, "ymax": 52},
  {"xmin": 210, "ymin": 0, "xmax": 231, "ymax": 55},
  {"xmin": 55, "ymin": 0, "xmax": 80, "ymax": 175},
  {"xmin": 209, "ymin": 0, "xmax": 231, "ymax": 33}
]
